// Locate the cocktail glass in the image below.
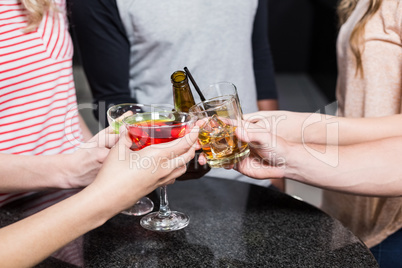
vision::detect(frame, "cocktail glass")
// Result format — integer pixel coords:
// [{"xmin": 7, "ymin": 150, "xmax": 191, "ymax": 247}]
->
[
  {"xmin": 123, "ymin": 111, "xmax": 196, "ymax": 231},
  {"xmin": 107, "ymin": 103, "xmax": 173, "ymax": 216},
  {"xmin": 189, "ymin": 96, "xmax": 249, "ymax": 168}
]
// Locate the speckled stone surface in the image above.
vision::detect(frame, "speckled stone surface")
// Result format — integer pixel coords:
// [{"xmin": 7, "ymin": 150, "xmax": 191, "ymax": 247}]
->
[{"xmin": 0, "ymin": 178, "xmax": 378, "ymax": 267}]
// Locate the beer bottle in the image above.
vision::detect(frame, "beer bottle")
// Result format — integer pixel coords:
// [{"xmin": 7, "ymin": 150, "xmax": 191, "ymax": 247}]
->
[
  {"xmin": 171, "ymin": 70, "xmax": 195, "ymax": 113},
  {"xmin": 171, "ymin": 70, "xmax": 210, "ymax": 179}
]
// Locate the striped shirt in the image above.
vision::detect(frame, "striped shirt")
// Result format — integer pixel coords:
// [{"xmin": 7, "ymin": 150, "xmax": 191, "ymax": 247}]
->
[{"xmin": 0, "ymin": 0, "xmax": 83, "ymax": 205}]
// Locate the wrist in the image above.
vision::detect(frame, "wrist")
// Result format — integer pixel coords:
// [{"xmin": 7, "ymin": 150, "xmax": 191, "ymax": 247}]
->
[
  {"xmin": 281, "ymin": 142, "xmax": 306, "ymax": 181},
  {"xmin": 49, "ymin": 154, "xmax": 73, "ymax": 189},
  {"xmin": 50, "ymin": 185, "xmax": 118, "ymax": 233},
  {"xmin": 56, "ymin": 153, "xmax": 83, "ymax": 189},
  {"xmin": 39, "ymin": 154, "xmax": 75, "ymax": 189},
  {"xmin": 298, "ymin": 113, "xmax": 329, "ymax": 144},
  {"xmin": 78, "ymin": 185, "xmax": 119, "ymax": 227}
]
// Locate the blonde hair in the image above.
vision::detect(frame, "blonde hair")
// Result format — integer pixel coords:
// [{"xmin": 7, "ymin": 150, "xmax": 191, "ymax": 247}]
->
[
  {"xmin": 22, "ymin": 0, "xmax": 55, "ymax": 32},
  {"xmin": 337, "ymin": 0, "xmax": 383, "ymax": 77}
]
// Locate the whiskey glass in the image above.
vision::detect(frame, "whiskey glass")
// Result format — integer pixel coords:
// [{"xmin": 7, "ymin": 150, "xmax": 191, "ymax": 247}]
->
[{"xmin": 189, "ymin": 96, "xmax": 249, "ymax": 168}]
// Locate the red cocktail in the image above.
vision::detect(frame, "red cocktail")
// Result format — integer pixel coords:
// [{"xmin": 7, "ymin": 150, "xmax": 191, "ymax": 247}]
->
[{"xmin": 125, "ymin": 118, "xmax": 190, "ymax": 150}]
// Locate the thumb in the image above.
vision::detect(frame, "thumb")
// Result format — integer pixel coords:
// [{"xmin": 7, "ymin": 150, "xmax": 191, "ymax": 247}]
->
[
  {"xmin": 150, "ymin": 125, "xmax": 199, "ymax": 159},
  {"xmin": 236, "ymin": 121, "xmax": 271, "ymax": 149},
  {"xmin": 115, "ymin": 126, "xmax": 134, "ymax": 152},
  {"xmin": 105, "ymin": 126, "xmax": 135, "ymax": 162},
  {"xmin": 96, "ymin": 126, "xmax": 120, "ymax": 149}
]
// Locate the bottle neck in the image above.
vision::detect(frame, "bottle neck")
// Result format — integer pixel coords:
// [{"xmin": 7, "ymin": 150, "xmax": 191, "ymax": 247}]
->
[{"xmin": 171, "ymin": 71, "xmax": 196, "ymax": 113}]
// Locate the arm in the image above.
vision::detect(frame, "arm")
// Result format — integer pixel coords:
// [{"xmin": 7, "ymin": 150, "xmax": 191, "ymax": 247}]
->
[
  {"xmin": 0, "ymin": 128, "xmax": 118, "ymax": 192},
  {"xmin": 0, "ymin": 129, "xmax": 198, "ymax": 267},
  {"xmin": 230, "ymin": 123, "xmax": 402, "ymax": 197},
  {"xmin": 244, "ymin": 111, "xmax": 402, "ymax": 145},
  {"xmin": 70, "ymin": 0, "xmax": 133, "ymax": 123},
  {"xmin": 252, "ymin": 0, "xmax": 278, "ymax": 111},
  {"xmin": 285, "ymin": 137, "xmax": 402, "ymax": 196},
  {"xmin": 257, "ymin": 99, "xmax": 278, "ymax": 111},
  {"xmin": 357, "ymin": 26, "xmax": 402, "ymax": 118}
]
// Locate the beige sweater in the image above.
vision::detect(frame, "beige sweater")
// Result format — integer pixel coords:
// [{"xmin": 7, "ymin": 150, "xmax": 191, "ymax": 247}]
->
[{"xmin": 321, "ymin": 0, "xmax": 402, "ymax": 248}]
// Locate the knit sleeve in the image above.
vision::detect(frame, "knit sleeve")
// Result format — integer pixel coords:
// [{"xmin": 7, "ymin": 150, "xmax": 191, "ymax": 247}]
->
[
  {"xmin": 69, "ymin": 0, "xmax": 134, "ymax": 124},
  {"xmin": 251, "ymin": 0, "xmax": 278, "ymax": 100}
]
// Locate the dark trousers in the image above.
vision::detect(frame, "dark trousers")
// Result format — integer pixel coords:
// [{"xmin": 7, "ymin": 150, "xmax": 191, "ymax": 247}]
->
[{"xmin": 370, "ymin": 228, "xmax": 402, "ymax": 268}]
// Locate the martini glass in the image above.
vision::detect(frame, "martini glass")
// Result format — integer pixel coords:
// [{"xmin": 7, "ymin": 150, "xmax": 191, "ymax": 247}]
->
[
  {"xmin": 123, "ymin": 111, "xmax": 196, "ymax": 231},
  {"xmin": 107, "ymin": 103, "xmax": 173, "ymax": 216}
]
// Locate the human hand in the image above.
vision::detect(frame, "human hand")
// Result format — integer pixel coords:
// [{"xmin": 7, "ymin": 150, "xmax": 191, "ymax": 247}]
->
[
  {"xmin": 233, "ymin": 122, "xmax": 291, "ymax": 179},
  {"xmin": 244, "ymin": 111, "xmax": 314, "ymax": 143},
  {"xmin": 197, "ymin": 121, "xmax": 290, "ymax": 180},
  {"xmin": 175, "ymin": 118, "xmax": 210, "ymax": 180},
  {"xmin": 90, "ymin": 126, "xmax": 198, "ymax": 213},
  {"xmin": 62, "ymin": 127, "xmax": 119, "ymax": 188}
]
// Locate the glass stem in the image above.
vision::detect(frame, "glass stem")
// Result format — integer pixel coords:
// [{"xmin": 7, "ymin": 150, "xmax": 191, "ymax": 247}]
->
[{"xmin": 158, "ymin": 186, "xmax": 171, "ymax": 217}]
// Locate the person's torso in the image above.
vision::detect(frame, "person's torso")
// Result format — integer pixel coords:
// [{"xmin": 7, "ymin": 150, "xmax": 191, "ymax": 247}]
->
[
  {"xmin": 0, "ymin": 0, "xmax": 82, "ymax": 156},
  {"xmin": 327, "ymin": 0, "xmax": 402, "ymax": 247},
  {"xmin": 336, "ymin": 0, "xmax": 402, "ymax": 117},
  {"xmin": 116, "ymin": 0, "xmax": 259, "ymax": 114},
  {"xmin": 0, "ymin": 0, "xmax": 83, "ymax": 205}
]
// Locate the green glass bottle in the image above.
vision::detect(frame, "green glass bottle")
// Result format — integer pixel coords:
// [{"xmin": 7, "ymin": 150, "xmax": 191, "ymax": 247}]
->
[
  {"xmin": 171, "ymin": 70, "xmax": 196, "ymax": 113},
  {"xmin": 171, "ymin": 70, "xmax": 210, "ymax": 179}
]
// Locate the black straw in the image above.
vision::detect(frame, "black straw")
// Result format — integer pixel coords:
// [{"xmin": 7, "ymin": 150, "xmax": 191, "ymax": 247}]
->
[{"xmin": 184, "ymin": 67, "xmax": 206, "ymax": 101}]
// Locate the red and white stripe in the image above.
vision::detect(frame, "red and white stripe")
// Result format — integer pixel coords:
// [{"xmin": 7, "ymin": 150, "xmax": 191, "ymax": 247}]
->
[{"xmin": 0, "ymin": 0, "xmax": 83, "ymax": 205}]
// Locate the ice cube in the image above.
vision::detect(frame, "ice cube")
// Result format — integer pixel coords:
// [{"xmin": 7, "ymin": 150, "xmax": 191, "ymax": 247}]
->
[
  {"xmin": 201, "ymin": 114, "xmax": 225, "ymax": 131},
  {"xmin": 201, "ymin": 115, "xmax": 236, "ymax": 158}
]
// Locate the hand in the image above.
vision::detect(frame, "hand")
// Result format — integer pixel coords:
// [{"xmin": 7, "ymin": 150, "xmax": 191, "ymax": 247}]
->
[
  {"xmin": 233, "ymin": 122, "xmax": 290, "ymax": 180},
  {"xmin": 91, "ymin": 127, "xmax": 199, "ymax": 213},
  {"xmin": 62, "ymin": 127, "xmax": 119, "ymax": 188},
  {"xmin": 198, "ymin": 121, "xmax": 289, "ymax": 180},
  {"xmin": 244, "ymin": 110, "xmax": 293, "ymax": 128},
  {"xmin": 244, "ymin": 111, "xmax": 312, "ymax": 143}
]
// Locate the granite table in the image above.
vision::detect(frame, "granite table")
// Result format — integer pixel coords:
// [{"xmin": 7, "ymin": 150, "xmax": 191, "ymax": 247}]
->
[{"xmin": 0, "ymin": 177, "xmax": 378, "ymax": 267}]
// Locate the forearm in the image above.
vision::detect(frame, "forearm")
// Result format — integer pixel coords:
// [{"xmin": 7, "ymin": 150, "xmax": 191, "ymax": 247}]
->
[
  {"xmin": 337, "ymin": 115, "xmax": 402, "ymax": 145},
  {"xmin": 300, "ymin": 114, "xmax": 402, "ymax": 145},
  {"xmin": 0, "ymin": 154, "xmax": 70, "ymax": 192},
  {"xmin": 0, "ymin": 186, "xmax": 113, "ymax": 267},
  {"xmin": 284, "ymin": 136, "xmax": 402, "ymax": 196},
  {"xmin": 0, "ymin": 129, "xmax": 114, "ymax": 192},
  {"xmin": 0, "ymin": 129, "xmax": 197, "ymax": 267},
  {"xmin": 254, "ymin": 111, "xmax": 402, "ymax": 145}
]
